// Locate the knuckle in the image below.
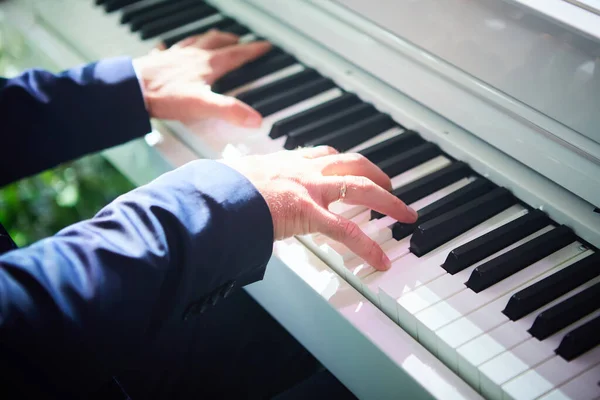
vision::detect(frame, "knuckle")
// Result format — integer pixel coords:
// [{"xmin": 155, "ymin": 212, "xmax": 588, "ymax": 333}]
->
[
  {"xmin": 347, "ymin": 152, "xmax": 367, "ymax": 164},
  {"xmin": 341, "ymin": 220, "xmax": 362, "ymax": 243}
]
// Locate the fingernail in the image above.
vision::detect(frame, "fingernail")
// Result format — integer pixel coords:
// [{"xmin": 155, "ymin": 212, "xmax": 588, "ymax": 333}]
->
[
  {"xmin": 243, "ymin": 114, "xmax": 262, "ymax": 128},
  {"xmin": 381, "ymin": 254, "xmax": 392, "ymax": 270}
]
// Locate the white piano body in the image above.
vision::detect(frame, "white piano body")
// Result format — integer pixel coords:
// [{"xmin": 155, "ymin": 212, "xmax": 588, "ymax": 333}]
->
[{"xmin": 0, "ymin": 1, "xmax": 599, "ymax": 399}]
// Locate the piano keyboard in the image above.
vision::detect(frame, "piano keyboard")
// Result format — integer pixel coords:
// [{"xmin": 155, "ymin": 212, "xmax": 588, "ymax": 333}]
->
[{"xmin": 22, "ymin": 1, "xmax": 600, "ymax": 399}]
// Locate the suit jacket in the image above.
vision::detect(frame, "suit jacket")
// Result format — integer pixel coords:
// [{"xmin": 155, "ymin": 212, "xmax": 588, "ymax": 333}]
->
[{"xmin": 0, "ymin": 57, "xmax": 274, "ymax": 398}]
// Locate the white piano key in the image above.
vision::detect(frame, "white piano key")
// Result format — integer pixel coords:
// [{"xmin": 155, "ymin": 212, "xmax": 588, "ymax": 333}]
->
[
  {"xmin": 478, "ymin": 310, "xmax": 600, "ymax": 400},
  {"xmin": 434, "ymin": 226, "xmax": 559, "ymax": 367},
  {"xmin": 182, "ymin": 88, "xmax": 343, "ymax": 157},
  {"xmin": 537, "ymin": 362, "xmax": 600, "ymax": 400},
  {"xmin": 376, "ymin": 206, "xmax": 528, "ymax": 332},
  {"xmin": 347, "ymin": 127, "xmax": 404, "ymax": 153},
  {"xmin": 455, "ymin": 251, "xmax": 597, "ymax": 390},
  {"xmin": 415, "ymin": 241, "xmax": 585, "ymax": 355},
  {"xmin": 502, "ymin": 345, "xmax": 600, "ymax": 400},
  {"xmin": 225, "ymin": 64, "xmax": 306, "ymax": 97}
]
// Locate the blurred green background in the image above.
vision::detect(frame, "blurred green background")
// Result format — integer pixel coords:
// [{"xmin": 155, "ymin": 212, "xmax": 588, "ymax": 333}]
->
[{"xmin": 0, "ymin": 32, "xmax": 135, "ymax": 247}]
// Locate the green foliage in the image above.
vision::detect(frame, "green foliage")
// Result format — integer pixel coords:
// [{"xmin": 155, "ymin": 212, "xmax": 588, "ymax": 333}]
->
[{"xmin": 0, "ymin": 155, "xmax": 134, "ymax": 247}]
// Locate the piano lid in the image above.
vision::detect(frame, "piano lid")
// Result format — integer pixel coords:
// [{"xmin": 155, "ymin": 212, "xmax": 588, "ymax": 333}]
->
[{"xmin": 262, "ymin": 0, "xmax": 600, "ymax": 208}]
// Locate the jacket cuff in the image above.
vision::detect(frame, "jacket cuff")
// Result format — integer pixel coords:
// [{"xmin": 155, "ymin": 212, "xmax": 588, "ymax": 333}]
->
[{"xmin": 92, "ymin": 56, "xmax": 152, "ymax": 144}]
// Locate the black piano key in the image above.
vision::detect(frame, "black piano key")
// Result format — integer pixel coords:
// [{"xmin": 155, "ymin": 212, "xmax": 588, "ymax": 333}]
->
[
  {"xmin": 377, "ymin": 142, "xmax": 442, "ymax": 178},
  {"xmin": 140, "ymin": 4, "xmax": 218, "ymax": 39},
  {"xmin": 555, "ymin": 315, "xmax": 600, "ymax": 361},
  {"xmin": 252, "ymin": 77, "xmax": 337, "ymax": 117},
  {"xmin": 97, "ymin": 0, "xmax": 109, "ymax": 5},
  {"xmin": 212, "ymin": 51, "xmax": 295, "ymax": 94},
  {"xmin": 221, "ymin": 22, "xmax": 250, "ymax": 36},
  {"xmin": 269, "ymin": 93, "xmax": 361, "ymax": 139},
  {"xmin": 359, "ymin": 130, "xmax": 423, "ymax": 165},
  {"xmin": 284, "ymin": 103, "xmax": 377, "ymax": 150},
  {"xmin": 372, "ymin": 162, "xmax": 471, "ymax": 219},
  {"xmin": 128, "ymin": 0, "xmax": 204, "ymax": 31},
  {"xmin": 104, "ymin": 0, "xmax": 144, "ymax": 13},
  {"xmin": 466, "ymin": 225, "xmax": 577, "ymax": 293},
  {"xmin": 503, "ymin": 252, "xmax": 600, "ymax": 321},
  {"xmin": 443, "ymin": 209, "xmax": 551, "ymax": 275},
  {"xmin": 529, "ymin": 281, "xmax": 600, "ymax": 340},
  {"xmin": 162, "ymin": 16, "xmax": 233, "ymax": 47},
  {"xmin": 122, "ymin": 0, "xmax": 180, "ymax": 24},
  {"xmin": 236, "ymin": 69, "xmax": 320, "ymax": 105},
  {"xmin": 410, "ymin": 187, "xmax": 516, "ymax": 257},
  {"xmin": 392, "ymin": 178, "xmax": 495, "ymax": 240},
  {"xmin": 306, "ymin": 113, "xmax": 396, "ymax": 152}
]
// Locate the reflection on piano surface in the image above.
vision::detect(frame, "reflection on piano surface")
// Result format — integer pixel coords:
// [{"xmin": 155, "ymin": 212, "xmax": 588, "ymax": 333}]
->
[{"xmin": 2, "ymin": 0, "xmax": 599, "ymax": 399}]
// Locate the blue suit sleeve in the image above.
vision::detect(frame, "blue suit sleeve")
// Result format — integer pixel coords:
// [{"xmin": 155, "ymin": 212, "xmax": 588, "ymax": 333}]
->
[
  {"xmin": 0, "ymin": 57, "xmax": 151, "ymax": 187},
  {"xmin": 0, "ymin": 160, "xmax": 274, "ymax": 396}
]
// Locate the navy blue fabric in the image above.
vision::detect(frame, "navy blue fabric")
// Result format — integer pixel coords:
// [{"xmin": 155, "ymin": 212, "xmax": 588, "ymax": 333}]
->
[
  {"xmin": 0, "ymin": 59, "xmax": 275, "ymax": 398},
  {"xmin": 0, "ymin": 56, "xmax": 151, "ymax": 188},
  {"xmin": 0, "ymin": 160, "xmax": 274, "ymax": 398}
]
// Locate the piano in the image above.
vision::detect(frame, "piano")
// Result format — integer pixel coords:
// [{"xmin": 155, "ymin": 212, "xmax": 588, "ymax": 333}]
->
[{"xmin": 1, "ymin": 1, "xmax": 599, "ymax": 399}]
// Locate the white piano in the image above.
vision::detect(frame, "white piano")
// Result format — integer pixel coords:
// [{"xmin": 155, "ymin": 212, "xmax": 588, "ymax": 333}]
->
[{"xmin": 1, "ymin": 1, "xmax": 599, "ymax": 399}]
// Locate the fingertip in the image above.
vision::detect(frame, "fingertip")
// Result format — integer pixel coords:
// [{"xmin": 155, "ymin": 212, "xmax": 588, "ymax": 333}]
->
[
  {"xmin": 380, "ymin": 253, "xmax": 392, "ymax": 271},
  {"xmin": 243, "ymin": 111, "xmax": 262, "ymax": 128},
  {"xmin": 407, "ymin": 205, "xmax": 419, "ymax": 222}
]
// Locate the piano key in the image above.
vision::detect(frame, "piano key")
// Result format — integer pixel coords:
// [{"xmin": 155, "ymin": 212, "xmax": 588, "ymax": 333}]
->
[
  {"xmin": 442, "ymin": 209, "xmax": 551, "ymax": 275},
  {"xmin": 371, "ymin": 206, "xmax": 528, "ymax": 331},
  {"xmin": 555, "ymin": 314, "xmax": 600, "ymax": 361},
  {"xmin": 477, "ymin": 310, "xmax": 600, "ymax": 400},
  {"xmin": 104, "ymin": 0, "xmax": 143, "ymax": 12},
  {"xmin": 435, "ymin": 238, "xmax": 588, "ymax": 369},
  {"xmin": 306, "ymin": 113, "xmax": 397, "ymax": 152},
  {"xmin": 377, "ymin": 142, "xmax": 442, "ymax": 178},
  {"xmin": 501, "ymin": 344, "xmax": 600, "ymax": 400},
  {"xmin": 392, "ymin": 178, "xmax": 495, "ymax": 240},
  {"xmin": 466, "ymin": 225, "xmax": 577, "ymax": 293},
  {"xmin": 226, "ymin": 64, "xmax": 305, "ymax": 98},
  {"xmin": 269, "ymin": 93, "xmax": 361, "ymax": 139},
  {"xmin": 503, "ymin": 251, "xmax": 600, "ymax": 321},
  {"xmin": 414, "ymin": 241, "xmax": 584, "ymax": 353},
  {"xmin": 387, "ymin": 216, "xmax": 548, "ymax": 337},
  {"xmin": 347, "ymin": 127, "xmax": 406, "ymax": 154},
  {"xmin": 236, "ymin": 69, "xmax": 320, "ymax": 105},
  {"xmin": 528, "ymin": 281, "xmax": 600, "ymax": 340},
  {"xmin": 372, "ymin": 162, "xmax": 471, "ymax": 219},
  {"xmin": 328, "ymin": 155, "xmax": 451, "ymax": 220},
  {"xmin": 139, "ymin": 4, "xmax": 218, "ymax": 39},
  {"xmin": 537, "ymin": 363, "xmax": 600, "ymax": 400},
  {"xmin": 454, "ymin": 252, "xmax": 596, "ymax": 388},
  {"xmin": 253, "ymin": 77, "xmax": 337, "ymax": 117},
  {"xmin": 214, "ymin": 52, "xmax": 298, "ymax": 94},
  {"xmin": 163, "ymin": 18, "xmax": 250, "ymax": 48},
  {"xmin": 121, "ymin": 0, "xmax": 172, "ymax": 24},
  {"xmin": 160, "ymin": 13, "xmax": 225, "ymax": 47},
  {"xmin": 363, "ymin": 178, "xmax": 475, "ymax": 237},
  {"xmin": 127, "ymin": 0, "xmax": 201, "ymax": 31},
  {"xmin": 358, "ymin": 130, "xmax": 423, "ymax": 164},
  {"xmin": 410, "ymin": 187, "xmax": 516, "ymax": 257},
  {"xmin": 284, "ymin": 103, "xmax": 378, "ymax": 150}
]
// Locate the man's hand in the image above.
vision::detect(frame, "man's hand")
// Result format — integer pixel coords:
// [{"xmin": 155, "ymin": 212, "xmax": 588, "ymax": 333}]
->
[
  {"xmin": 222, "ymin": 146, "xmax": 419, "ymax": 271},
  {"xmin": 133, "ymin": 30, "xmax": 271, "ymax": 127}
]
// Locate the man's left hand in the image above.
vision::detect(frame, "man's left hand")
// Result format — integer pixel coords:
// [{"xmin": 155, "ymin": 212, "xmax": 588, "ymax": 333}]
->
[{"xmin": 133, "ymin": 30, "xmax": 271, "ymax": 127}]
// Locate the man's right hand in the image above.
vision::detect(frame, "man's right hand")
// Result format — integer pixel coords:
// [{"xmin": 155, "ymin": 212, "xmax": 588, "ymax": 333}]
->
[{"xmin": 222, "ymin": 146, "xmax": 419, "ymax": 271}]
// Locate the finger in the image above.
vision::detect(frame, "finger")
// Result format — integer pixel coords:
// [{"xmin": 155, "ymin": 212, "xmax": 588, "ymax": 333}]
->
[
  {"xmin": 317, "ymin": 210, "xmax": 391, "ymax": 271},
  {"xmin": 209, "ymin": 41, "xmax": 272, "ymax": 78},
  {"xmin": 320, "ymin": 176, "xmax": 418, "ymax": 223},
  {"xmin": 295, "ymin": 145, "xmax": 339, "ymax": 159},
  {"xmin": 317, "ymin": 153, "xmax": 392, "ymax": 191},
  {"xmin": 177, "ymin": 30, "xmax": 240, "ymax": 50},
  {"xmin": 192, "ymin": 91, "xmax": 262, "ymax": 127}
]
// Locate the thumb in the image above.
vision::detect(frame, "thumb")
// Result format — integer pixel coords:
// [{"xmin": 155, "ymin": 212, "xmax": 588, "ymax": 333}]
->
[{"xmin": 197, "ymin": 91, "xmax": 263, "ymax": 128}]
